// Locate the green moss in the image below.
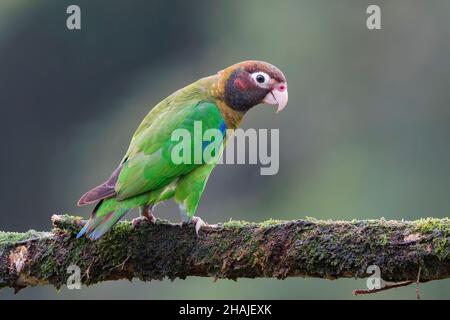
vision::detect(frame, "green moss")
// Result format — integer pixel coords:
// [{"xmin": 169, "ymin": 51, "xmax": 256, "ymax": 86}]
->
[
  {"xmin": 94, "ymin": 221, "xmax": 134, "ymax": 268},
  {"xmin": 66, "ymin": 239, "xmax": 90, "ymax": 265},
  {"xmin": 259, "ymin": 218, "xmax": 284, "ymax": 227},
  {"xmin": 113, "ymin": 220, "xmax": 133, "ymax": 234},
  {"xmin": 304, "ymin": 216, "xmax": 322, "ymax": 224},
  {"xmin": 222, "ymin": 219, "xmax": 254, "ymax": 228},
  {"xmin": 0, "ymin": 230, "xmax": 48, "ymax": 248},
  {"xmin": 0, "ymin": 232, "xmax": 27, "ymax": 246},
  {"xmin": 39, "ymin": 253, "xmax": 57, "ymax": 278},
  {"xmin": 378, "ymin": 234, "xmax": 388, "ymax": 246},
  {"xmin": 413, "ymin": 218, "xmax": 450, "ymax": 260},
  {"xmin": 154, "ymin": 218, "xmax": 172, "ymax": 225},
  {"xmin": 51, "ymin": 214, "xmax": 84, "ymax": 235},
  {"xmin": 433, "ymin": 238, "xmax": 449, "ymax": 260},
  {"xmin": 414, "ymin": 217, "xmax": 450, "ymax": 234},
  {"xmin": 222, "ymin": 218, "xmax": 285, "ymax": 229}
]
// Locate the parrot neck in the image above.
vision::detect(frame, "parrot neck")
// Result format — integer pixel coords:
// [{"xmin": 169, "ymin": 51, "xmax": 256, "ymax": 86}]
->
[
  {"xmin": 216, "ymin": 99, "xmax": 244, "ymax": 130},
  {"xmin": 197, "ymin": 75, "xmax": 245, "ymax": 130}
]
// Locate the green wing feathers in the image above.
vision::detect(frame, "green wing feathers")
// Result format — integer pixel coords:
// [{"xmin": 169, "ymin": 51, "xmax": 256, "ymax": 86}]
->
[{"xmin": 115, "ymin": 100, "xmax": 225, "ymax": 199}]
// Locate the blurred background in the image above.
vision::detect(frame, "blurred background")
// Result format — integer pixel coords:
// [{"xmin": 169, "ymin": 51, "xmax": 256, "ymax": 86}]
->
[{"xmin": 1, "ymin": 0, "xmax": 449, "ymax": 299}]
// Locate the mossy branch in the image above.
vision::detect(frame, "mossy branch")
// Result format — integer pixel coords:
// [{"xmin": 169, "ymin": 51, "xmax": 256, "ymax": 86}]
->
[{"xmin": 0, "ymin": 215, "xmax": 449, "ymax": 293}]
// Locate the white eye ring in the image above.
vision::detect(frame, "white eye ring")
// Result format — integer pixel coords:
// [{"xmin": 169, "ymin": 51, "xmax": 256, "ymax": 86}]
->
[{"xmin": 251, "ymin": 72, "xmax": 270, "ymax": 87}]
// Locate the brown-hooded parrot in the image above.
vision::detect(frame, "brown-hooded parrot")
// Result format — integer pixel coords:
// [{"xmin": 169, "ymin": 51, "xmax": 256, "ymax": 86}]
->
[{"xmin": 77, "ymin": 61, "xmax": 288, "ymax": 240}]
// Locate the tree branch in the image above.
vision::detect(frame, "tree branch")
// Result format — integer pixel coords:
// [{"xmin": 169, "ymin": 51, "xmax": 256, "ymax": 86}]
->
[{"xmin": 0, "ymin": 215, "xmax": 449, "ymax": 292}]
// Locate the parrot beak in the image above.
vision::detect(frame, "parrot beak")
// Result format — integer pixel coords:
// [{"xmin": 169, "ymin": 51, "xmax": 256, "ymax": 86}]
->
[{"xmin": 263, "ymin": 83, "xmax": 288, "ymax": 113}]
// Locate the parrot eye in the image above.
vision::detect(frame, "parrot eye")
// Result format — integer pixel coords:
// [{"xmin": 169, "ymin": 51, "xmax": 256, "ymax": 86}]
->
[{"xmin": 251, "ymin": 72, "xmax": 270, "ymax": 87}]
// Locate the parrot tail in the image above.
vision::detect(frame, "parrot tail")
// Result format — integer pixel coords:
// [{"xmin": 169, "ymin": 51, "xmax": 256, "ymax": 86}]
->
[
  {"xmin": 77, "ymin": 165, "xmax": 122, "ymax": 206},
  {"xmin": 77, "ymin": 201, "xmax": 129, "ymax": 240}
]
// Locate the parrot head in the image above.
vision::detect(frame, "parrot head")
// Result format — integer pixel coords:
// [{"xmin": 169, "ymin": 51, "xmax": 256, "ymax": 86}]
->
[{"xmin": 218, "ymin": 60, "xmax": 288, "ymax": 113}]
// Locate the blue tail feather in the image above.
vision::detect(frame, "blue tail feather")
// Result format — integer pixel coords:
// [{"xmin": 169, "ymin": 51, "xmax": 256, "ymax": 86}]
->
[
  {"xmin": 79, "ymin": 209, "xmax": 129, "ymax": 240},
  {"xmin": 76, "ymin": 222, "xmax": 90, "ymax": 239}
]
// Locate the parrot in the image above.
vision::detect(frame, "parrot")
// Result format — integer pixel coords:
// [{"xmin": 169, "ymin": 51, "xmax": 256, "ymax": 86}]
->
[{"xmin": 76, "ymin": 61, "xmax": 288, "ymax": 240}]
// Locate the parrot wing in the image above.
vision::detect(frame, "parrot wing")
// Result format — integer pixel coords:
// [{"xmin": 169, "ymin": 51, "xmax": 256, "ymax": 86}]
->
[
  {"xmin": 78, "ymin": 79, "xmax": 226, "ymax": 206},
  {"xmin": 115, "ymin": 99, "xmax": 225, "ymax": 201},
  {"xmin": 77, "ymin": 87, "xmax": 197, "ymax": 206}
]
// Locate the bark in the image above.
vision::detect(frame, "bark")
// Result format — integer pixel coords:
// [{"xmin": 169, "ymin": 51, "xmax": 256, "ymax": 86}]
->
[{"xmin": 0, "ymin": 215, "xmax": 449, "ymax": 292}]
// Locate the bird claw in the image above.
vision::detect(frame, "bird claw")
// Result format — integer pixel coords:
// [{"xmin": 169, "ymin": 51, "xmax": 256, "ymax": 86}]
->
[
  {"xmin": 132, "ymin": 218, "xmax": 141, "ymax": 228},
  {"xmin": 132, "ymin": 215, "xmax": 156, "ymax": 228},
  {"xmin": 192, "ymin": 216, "xmax": 206, "ymax": 235},
  {"xmin": 148, "ymin": 215, "xmax": 157, "ymax": 224}
]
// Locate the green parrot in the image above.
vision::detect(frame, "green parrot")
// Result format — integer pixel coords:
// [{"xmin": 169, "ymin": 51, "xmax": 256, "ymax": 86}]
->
[{"xmin": 77, "ymin": 61, "xmax": 288, "ymax": 240}]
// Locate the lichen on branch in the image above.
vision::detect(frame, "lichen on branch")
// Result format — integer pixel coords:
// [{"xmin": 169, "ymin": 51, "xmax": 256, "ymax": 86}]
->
[{"xmin": 0, "ymin": 215, "xmax": 449, "ymax": 293}]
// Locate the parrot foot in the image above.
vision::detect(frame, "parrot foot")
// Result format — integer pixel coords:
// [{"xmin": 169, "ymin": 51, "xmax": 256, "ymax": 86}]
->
[
  {"xmin": 178, "ymin": 216, "xmax": 218, "ymax": 235},
  {"xmin": 132, "ymin": 205, "xmax": 156, "ymax": 227},
  {"xmin": 132, "ymin": 215, "xmax": 156, "ymax": 227},
  {"xmin": 191, "ymin": 216, "xmax": 217, "ymax": 235}
]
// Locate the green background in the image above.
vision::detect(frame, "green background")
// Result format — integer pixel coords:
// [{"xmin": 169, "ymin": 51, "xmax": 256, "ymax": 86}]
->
[{"xmin": 1, "ymin": 0, "xmax": 449, "ymax": 299}]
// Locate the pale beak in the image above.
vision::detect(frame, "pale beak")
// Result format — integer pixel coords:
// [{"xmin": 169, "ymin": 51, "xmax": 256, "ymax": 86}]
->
[{"xmin": 262, "ymin": 83, "xmax": 288, "ymax": 113}]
